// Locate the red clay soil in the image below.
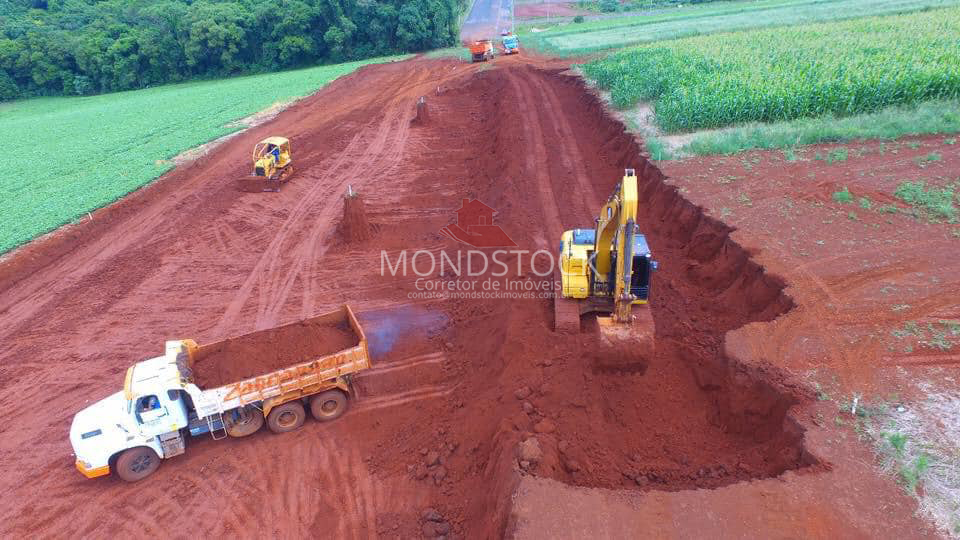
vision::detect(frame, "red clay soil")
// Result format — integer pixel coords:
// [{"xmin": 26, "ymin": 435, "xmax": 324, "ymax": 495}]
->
[
  {"xmin": 192, "ymin": 318, "xmax": 357, "ymax": 388},
  {"xmin": 0, "ymin": 56, "xmax": 941, "ymax": 539},
  {"xmin": 516, "ymin": 2, "xmax": 592, "ymax": 18},
  {"xmin": 339, "ymin": 193, "xmax": 375, "ymax": 243},
  {"xmin": 661, "ymin": 137, "xmax": 960, "ymax": 397}
]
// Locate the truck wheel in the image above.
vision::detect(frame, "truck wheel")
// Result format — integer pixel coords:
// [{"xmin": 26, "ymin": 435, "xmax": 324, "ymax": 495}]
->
[
  {"xmin": 115, "ymin": 447, "xmax": 160, "ymax": 482},
  {"xmin": 224, "ymin": 406, "xmax": 264, "ymax": 438},
  {"xmin": 267, "ymin": 401, "xmax": 306, "ymax": 434},
  {"xmin": 310, "ymin": 390, "xmax": 348, "ymax": 422}
]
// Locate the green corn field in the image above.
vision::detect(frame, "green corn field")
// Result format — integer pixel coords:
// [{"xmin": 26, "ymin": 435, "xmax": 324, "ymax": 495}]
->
[{"xmin": 583, "ymin": 8, "xmax": 960, "ymax": 133}]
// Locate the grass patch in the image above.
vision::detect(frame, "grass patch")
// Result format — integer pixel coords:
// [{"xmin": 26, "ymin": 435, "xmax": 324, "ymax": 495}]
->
[
  {"xmin": 832, "ymin": 187, "xmax": 854, "ymax": 203},
  {"xmin": 583, "ymin": 8, "xmax": 960, "ymax": 131},
  {"xmin": 915, "ymin": 151, "xmax": 943, "ymax": 167},
  {"xmin": 645, "ymin": 136, "xmax": 673, "ymax": 160},
  {"xmin": 887, "ymin": 432, "xmax": 909, "ymax": 456},
  {"xmin": 893, "ymin": 181, "xmax": 957, "ymax": 222},
  {"xmin": 424, "ymin": 47, "xmax": 471, "ymax": 61},
  {"xmin": 679, "ymin": 99, "xmax": 960, "ymax": 156},
  {"xmin": 892, "ymin": 320, "xmax": 923, "ymax": 338},
  {"xmin": 818, "ymin": 148, "xmax": 849, "ymax": 163},
  {"xmin": 0, "ymin": 55, "xmax": 408, "ymax": 254},
  {"xmin": 859, "ymin": 386, "xmax": 960, "ymax": 535}
]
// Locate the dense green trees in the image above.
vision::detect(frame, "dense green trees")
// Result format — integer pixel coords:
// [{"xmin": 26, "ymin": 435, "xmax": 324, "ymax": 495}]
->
[{"xmin": 0, "ymin": 0, "xmax": 463, "ymax": 100}]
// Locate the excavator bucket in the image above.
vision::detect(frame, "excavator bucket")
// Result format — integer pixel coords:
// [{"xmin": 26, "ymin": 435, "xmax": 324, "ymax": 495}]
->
[{"xmin": 593, "ymin": 305, "xmax": 655, "ymax": 373}]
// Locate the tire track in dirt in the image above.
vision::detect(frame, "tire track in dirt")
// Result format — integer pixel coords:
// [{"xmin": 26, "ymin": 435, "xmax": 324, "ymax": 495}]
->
[
  {"xmin": 0, "ymin": 63, "xmax": 470, "ymax": 342},
  {"xmin": 213, "ymin": 131, "xmax": 365, "ymax": 334},
  {"xmin": 216, "ymin": 66, "xmax": 444, "ymax": 334},
  {"xmin": 217, "ymin": 66, "xmax": 428, "ymax": 334},
  {"xmin": 506, "ymin": 71, "xmax": 565, "ymax": 245},
  {"xmin": 260, "ymin": 106, "xmax": 412, "ymax": 327},
  {"xmin": 527, "ymin": 71, "xmax": 599, "ymax": 217}
]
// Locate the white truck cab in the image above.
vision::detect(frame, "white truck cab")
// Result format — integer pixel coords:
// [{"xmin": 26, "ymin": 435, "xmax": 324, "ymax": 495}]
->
[
  {"xmin": 69, "ymin": 305, "xmax": 370, "ymax": 482},
  {"xmin": 70, "ymin": 342, "xmax": 195, "ymax": 481}
]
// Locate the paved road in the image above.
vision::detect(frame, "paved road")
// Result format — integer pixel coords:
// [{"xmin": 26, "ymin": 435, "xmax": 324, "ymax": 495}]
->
[{"xmin": 461, "ymin": 0, "xmax": 514, "ymax": 42}]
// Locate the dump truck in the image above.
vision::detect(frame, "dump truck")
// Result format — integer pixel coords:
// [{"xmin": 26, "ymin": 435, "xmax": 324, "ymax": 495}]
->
[
  {"xmin": 469, "ymin": 39, "xmax": 494, "ymax": 62},
  {"xmin": 70, "ymin": 305, "xmax": 370, "ymax": 482},
  {"xmin": 501, "ymin": 32, "xmax": 519, "ymax": 55}
]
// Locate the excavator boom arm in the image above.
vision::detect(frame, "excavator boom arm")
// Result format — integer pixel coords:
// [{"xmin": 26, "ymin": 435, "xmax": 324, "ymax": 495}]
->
[{"xmin": 592, "ymin": 170, "xmax": 639, "ymax": 322}]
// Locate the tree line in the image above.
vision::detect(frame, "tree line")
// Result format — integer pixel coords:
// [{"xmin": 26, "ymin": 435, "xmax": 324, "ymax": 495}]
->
[{"xmin": 0, "ymin": 0, "xmax": 464, "ymax": 100}]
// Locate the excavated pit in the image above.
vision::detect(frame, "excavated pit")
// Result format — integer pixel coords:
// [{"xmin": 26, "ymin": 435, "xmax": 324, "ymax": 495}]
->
[{"xmin": 408, "ymin": 66, "xmax": 818, "ymax": 537}]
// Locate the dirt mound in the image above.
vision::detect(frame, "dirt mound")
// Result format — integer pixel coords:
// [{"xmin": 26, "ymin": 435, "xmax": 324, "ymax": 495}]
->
[
  {"xmin": 412, "ymin": 96, "xmax": 430, "ymax": 125},
  {"xmin": 192, "ymin": 318, "xmax": 358, "ymax": 388},
  {"xmin": 339, "ymin": 193, "xmax": 373, "ymax": 243}
]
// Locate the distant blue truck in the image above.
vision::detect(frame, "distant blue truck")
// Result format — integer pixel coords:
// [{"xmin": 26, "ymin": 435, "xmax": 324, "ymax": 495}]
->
[{"xmin": 501, "ymin": 32, "xmax": 519, "ymax": 55}]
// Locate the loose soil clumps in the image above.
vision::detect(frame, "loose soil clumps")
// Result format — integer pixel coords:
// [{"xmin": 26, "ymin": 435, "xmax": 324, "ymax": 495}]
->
[{"xmin": 192, "ymin": 318, "xmax": 358, "ymax": 388}]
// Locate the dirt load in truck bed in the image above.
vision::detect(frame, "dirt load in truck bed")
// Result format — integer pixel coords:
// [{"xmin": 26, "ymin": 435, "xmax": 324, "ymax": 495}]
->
[{"xmin": 192, "ymin": 319, "xmax": 358, "ymax": 388}]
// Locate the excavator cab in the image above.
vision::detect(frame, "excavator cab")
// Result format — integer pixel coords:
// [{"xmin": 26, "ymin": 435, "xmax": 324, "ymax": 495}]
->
[
  {"xmin": 237, "ymin": 136, "xmax": 294, "ymax": 192},
  {"xmin": 555, "ymin": 169, "xmax": 657, "ymax": 371},
  {"xmin": 600, "ymin": 233, "xmax": 655, "ymax": 300}
]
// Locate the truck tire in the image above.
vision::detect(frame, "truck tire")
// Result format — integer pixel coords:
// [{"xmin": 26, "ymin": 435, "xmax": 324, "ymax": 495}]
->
[
  {"xmin": 310, "ymin": 389, "xmax": 348, "ymax": 422},
  {"xmin": 224, "ymin": 406, "xmax": 264, "ymax": 438},
  {"xmin": 267, "ymin": 401, "xmax": 306, "ymax": 434},
  {"xmin": 115, "ymin": 447, "xmax": 161, "ymax": 482}
]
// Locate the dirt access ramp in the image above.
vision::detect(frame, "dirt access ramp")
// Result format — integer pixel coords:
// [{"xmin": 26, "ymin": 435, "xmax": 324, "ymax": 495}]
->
[{"xmin": 0, "ymin": 56, "xmax": 941, "ymax": 539}]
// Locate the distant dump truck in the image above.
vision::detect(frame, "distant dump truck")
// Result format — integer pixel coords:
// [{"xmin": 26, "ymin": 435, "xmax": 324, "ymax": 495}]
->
[
  {"xmin": 469, "ymin": 39, "xmax": 494, "ymax": 62},
  {"xmin": 501, "ymin": 32, "xmax": 519, "ymax": 55},
  {"xmin": 70, "ymin": 305, "xmax": 370, "ymax": 482}
]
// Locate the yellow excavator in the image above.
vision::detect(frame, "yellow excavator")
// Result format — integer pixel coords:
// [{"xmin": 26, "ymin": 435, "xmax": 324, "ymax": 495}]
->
[
  {"xmin": 237, "ymin": 136, "xmax": 294, "ymax": 192},
  {"xmin": 554, "ymin": 168, "xmax": 657, "ymax": 370}
]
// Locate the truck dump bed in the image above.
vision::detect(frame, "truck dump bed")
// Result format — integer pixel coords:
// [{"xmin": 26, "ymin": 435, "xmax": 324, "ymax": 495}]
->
[{"xmin": 186, "ymin": 305, "xmax": 370, "ymax": 417}]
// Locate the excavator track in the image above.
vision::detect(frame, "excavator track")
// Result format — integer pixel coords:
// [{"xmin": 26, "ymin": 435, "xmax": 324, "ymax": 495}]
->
[{"xmin": 553, "ymin": 269, "xmax": 581, "ymax": 334}]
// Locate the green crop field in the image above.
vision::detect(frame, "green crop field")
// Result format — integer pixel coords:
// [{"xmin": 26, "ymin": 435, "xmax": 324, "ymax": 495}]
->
[
  {"xmin": 583, "ymin": 8, "xmax": 960, "ymax": 132},
  {"xmin": 519, "ymin": 0, "xmax": 960, "ymax": 55},
  {"xmin": 0, "ymin": 55, "xmax": 408, "ymax": 255}
]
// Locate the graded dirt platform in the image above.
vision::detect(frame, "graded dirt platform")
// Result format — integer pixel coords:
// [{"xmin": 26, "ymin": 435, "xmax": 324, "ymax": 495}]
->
[
  {"xmin": 192, "ymin": 318, "xmax": 357, "ymax": 388},
  {"xmin": 0, "ymin": 55, "xmax": 947, "ymax": 538}
]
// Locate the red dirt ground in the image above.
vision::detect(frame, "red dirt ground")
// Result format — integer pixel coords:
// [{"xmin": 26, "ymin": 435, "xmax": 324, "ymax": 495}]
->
[
  {"xmin": 192, "ymin": 318, "xmax": 357, "ymax": 388},
  {"xmin": 515, "ymin": 2, "xmax": 592, "ymax": 18},
  {"xmin": 0, "ymin": 55, "xmax": 950, "ymax": 538}
]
